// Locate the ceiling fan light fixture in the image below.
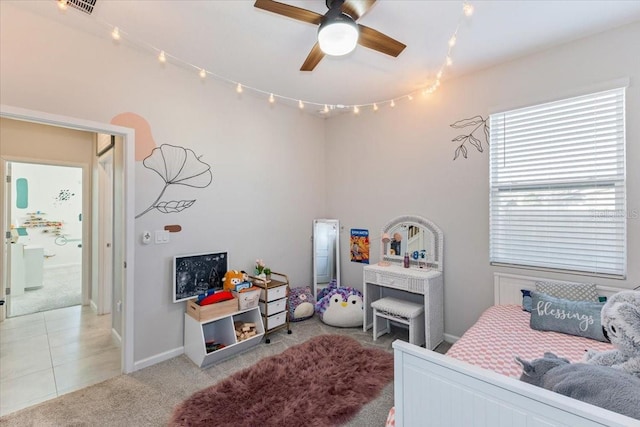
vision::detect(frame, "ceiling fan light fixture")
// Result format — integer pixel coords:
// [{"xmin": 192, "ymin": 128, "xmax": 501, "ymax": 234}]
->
[{"xmin": 317, "ymin": 13, "xmax": 359, "ymax": 56}]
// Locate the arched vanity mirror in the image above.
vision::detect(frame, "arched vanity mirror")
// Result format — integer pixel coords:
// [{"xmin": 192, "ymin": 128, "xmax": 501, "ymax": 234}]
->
[
  {"xmin": 312, "ymin": 219, "xmax": 340, "ymax": 299},
  {"xmin": 380, "ymin": 215, "xmax": 443, "ymax": 272}
]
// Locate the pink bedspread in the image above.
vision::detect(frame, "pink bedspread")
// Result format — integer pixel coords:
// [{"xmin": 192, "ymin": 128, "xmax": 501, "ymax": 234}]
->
[{"xmin": 446, "ymin": 304, "xmax": 614, "ymax": 378}]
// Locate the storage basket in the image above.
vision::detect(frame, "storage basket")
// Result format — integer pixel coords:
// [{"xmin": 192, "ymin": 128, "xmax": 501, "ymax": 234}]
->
[
  {"xmin": 234, "ymin": 287, "xmax": 261, "ymax": 310},
  {"xmin": 186, "ymin": 297, "xmax": 238, "ymax": 321}
]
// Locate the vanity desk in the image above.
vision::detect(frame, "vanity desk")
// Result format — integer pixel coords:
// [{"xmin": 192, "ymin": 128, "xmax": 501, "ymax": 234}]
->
[{"xmin": 363, "ymin": 215, "xmax": 444, "ymax": 350}]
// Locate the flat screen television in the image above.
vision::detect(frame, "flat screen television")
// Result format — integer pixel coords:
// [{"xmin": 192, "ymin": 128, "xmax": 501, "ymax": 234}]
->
[{"xmin": 173, "ymin": 251, "xmax": 228, "ymax": 303}]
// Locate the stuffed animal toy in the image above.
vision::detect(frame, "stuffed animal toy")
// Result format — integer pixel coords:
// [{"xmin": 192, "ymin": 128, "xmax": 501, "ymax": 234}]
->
[
  {"xmin": 315, "ymin": 281, "xmax": 363, "ymax": 328},
  {"xmin": 516, "ymin": 352, "xmax": 640, "ymax": 420},
  {"xmin": 583, "ymin": 290, "xmax": 640, "ymax": 377},
  {"xmin": 288, "ymin": 286, "xmax": 315, "ymax": 322},
  {"xmin": 223, "ymin": 270, "xmax": 249, "ymax": 292}
]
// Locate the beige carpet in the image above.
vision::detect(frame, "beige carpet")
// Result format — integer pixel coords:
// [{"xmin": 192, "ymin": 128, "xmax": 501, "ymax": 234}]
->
[
  {"xmin": 0, "ymin": 316, "xmax": 451, "ymax": 426},
  {"xmin": 9, "ymin": 265, "xmax": 81, "ymax": 317}
]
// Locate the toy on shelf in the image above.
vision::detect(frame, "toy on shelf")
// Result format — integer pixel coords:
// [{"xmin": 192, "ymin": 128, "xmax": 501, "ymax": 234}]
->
[
  {"xmin": 234, "ymin": 321, "xmax": 258, "ymax": 341},
  {"xmin": 198, "ymin": 290, "xmax": 234, "ymax": 306},
  {"xmin": 223, "ymin": 270, "xmax": 251, "ymax": 292},
  {"xmin": 205, "ymin": 340, "xmax": 226, "ymax": 353}
]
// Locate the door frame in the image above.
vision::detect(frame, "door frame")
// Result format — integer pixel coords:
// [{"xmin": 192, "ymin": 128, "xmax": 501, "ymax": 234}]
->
[
  {"xmin": 96, "ymin": 148, "xmax": 114, "ymax": 316},
  {"xmin": 0, "ymin": 104, "xmax": 135, "ymax": 374}
]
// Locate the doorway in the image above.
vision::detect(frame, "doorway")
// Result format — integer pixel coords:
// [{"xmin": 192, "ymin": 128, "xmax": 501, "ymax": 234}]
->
[
  {"xmin": 6, "ymin": 162, "xmax": 84, "ymax": 317},
  {"xmin": 0, "ymin": 104, "xmax": 135, "ymax": 376}
]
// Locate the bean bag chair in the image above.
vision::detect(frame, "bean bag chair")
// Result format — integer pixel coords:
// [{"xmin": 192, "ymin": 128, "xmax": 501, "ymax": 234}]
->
[
  {"xmin": 315, "ymin": 281, "xmax": 363, "ymax": 328},
  {"xmin": 288, "ymin": 286, "xmax": 315, "ymax": 322}
]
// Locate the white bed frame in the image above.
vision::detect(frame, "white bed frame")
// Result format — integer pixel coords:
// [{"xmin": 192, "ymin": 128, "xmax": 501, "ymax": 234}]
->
[{"xmin": 392, "ymin": 273, "xmax": 640, "ymax": 427}]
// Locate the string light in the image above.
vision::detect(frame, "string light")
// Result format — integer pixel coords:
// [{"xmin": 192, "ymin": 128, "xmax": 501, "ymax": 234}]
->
[
  {"xmin": 57, "ymin": 0, "xmax": 67, "ymax": 11},
  {"xmin": 84, "ymin": 1, "xmax": 472, "ymax": 115},
  {"xmin": 463, "ymin": 2, "xmax": 474, "ymax": 17}
]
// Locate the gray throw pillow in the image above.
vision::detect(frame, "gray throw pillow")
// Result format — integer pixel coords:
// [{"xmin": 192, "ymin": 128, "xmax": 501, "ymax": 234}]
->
[
  {"xmin": 521, "ymin": 289, "xmax": 533, "ymax": 312},
  {"xmin": 535, "ymin": 281, "xmax": 599, "ymax": 302},
  {"xmin": 530, "ymin": 291, "xmax": 607, "ymax": 342}
]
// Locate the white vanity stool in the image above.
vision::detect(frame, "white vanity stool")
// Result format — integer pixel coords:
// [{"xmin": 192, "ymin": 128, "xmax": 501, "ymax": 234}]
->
[{"xmin": 371, "ymin": 297, "xmax": 425, "ymax": 347}]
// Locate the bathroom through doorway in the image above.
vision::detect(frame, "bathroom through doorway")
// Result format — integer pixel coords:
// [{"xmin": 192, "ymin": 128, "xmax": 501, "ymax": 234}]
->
[{"xmin": 7, "ymin": 161, "xmax": 83, "ymax": 317}]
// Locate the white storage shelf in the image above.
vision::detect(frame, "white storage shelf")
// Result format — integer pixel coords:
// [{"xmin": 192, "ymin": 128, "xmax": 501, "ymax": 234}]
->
[{"xmin": 184, "ymin": 306, "xmax": 264, "ymax": 368}]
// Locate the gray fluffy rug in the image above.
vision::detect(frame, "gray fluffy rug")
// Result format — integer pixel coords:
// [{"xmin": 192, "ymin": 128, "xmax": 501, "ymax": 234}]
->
[{"xmin": 169, "ymin": 334, "xmax": 394, "ymax": 427}]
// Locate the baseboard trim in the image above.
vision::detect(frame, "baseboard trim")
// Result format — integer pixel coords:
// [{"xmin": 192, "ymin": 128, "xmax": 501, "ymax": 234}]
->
[
  {"xmin": 444, "ymin": 333, "xmax": 460, "ymax": 344},
  {"xmin": 44, "ymin": 263, "xmax": 81, "ymax": 270},
  {"xmin": 111, "ymin": 328, "xmax": 122, "ymax": 346},
  {"xmin": 133, "ymin": 347, "xmax": 184, "ymax": 371}
]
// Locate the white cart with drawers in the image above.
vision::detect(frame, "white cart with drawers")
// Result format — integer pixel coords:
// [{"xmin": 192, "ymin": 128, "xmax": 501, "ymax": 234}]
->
[{"xmin": 251, "ymin": 272, "xmax": 291, "ymax": 343}]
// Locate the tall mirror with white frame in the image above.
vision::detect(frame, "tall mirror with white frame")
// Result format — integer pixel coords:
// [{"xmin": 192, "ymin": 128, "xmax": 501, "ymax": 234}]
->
[{"xmin": 312, "ymin": 219, "xmax": 340, "ymax": 299}]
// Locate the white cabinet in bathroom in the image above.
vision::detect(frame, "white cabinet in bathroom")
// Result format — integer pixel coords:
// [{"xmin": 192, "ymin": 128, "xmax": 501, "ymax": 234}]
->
[
  {"xmin": 9, "ymin": 243, "xmax": 26, "ymax": 296},
  {"xmin": 24, "ymin": 245, "xmax": 44, "ymax": 290},
  {"xmin": 9, "ymin": 244, "xmax": 44, "ymax": 295}
]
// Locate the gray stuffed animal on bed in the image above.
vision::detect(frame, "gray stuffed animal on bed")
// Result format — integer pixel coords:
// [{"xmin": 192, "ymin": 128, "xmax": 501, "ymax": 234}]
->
[
  {"xmin": 516, "ymin": 352, "xmax": 640, "ymax": 420},
  {"xmin": 583, "ymin": 290, "xmax": 640, "ymax": 377}
]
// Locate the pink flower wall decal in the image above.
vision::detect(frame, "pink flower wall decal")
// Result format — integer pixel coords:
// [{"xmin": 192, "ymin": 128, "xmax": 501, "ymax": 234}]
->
[{"xmin": 136, "ymin": 144, "xmax": 212, "ymax": 218}]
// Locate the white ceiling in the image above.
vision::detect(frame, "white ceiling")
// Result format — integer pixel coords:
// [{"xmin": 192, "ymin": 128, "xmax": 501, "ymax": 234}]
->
[{"xmin": 13, "ymin": 0, "xmax": 640, "ymax": 114}]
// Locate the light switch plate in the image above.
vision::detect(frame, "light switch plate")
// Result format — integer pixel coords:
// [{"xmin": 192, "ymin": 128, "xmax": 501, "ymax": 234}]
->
[{"xmin": 155, "ymin": 230, "xmax": 170, "ymax": 244}]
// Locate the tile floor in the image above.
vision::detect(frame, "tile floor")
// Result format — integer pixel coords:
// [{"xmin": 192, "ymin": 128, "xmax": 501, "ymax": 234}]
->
[{"xmin": 0, "ymin": 305, "xmax": 121, "ymax": 416}]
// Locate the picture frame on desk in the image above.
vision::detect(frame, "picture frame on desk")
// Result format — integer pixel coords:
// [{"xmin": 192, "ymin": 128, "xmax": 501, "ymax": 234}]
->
[{"xmin": 173, "ymin": 251, "xmax": 228, "ymax": 303}]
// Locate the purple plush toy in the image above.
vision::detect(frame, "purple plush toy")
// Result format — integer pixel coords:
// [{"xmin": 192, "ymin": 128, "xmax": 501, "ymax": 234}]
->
[
  {"xmin": 315, "ymin": 280, "xmax": 363, "ymax": 328},
  {"xmin": 288, "ymin": 286, "xmax": 315, "ymax": 322}
]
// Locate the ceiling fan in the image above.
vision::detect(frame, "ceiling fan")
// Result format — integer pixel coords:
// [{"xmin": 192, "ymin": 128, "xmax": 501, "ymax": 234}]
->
[{"xmin": 254, "ymin": 0, "xmax": 406, "ymax": 71}]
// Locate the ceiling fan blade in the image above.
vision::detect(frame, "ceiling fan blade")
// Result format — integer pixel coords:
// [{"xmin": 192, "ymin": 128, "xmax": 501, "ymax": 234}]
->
[
  {"xmin": 254, "ymin": 0, "xmax": 323, "ymax": 25},
  {"xmin": 357, "ymin": 24, "xmax": 406, "ymax": 57},
  {"xmin": 300, "ymin": 43, "xmax": 325, "ymax": 71},
  {"xmin": 342, "ymin": 0, "xmax": 376, "ymax": 21}
]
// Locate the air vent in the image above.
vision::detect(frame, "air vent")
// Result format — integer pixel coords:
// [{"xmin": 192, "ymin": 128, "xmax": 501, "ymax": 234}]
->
[{"xmin": 65, "ymin": 0, "xmax": 97, "ymax": 15}]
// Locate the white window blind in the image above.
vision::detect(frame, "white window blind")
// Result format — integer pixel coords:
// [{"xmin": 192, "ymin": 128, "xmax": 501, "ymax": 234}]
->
[{"xmin": 489, "ymin": 88, "xmax": 626, "ymax": 277}]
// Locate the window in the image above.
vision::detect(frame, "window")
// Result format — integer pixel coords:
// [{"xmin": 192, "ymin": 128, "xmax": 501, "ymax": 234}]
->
[{"xmin": 489, "ymin": 88, "xmax": 626, "ymax": 277}]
